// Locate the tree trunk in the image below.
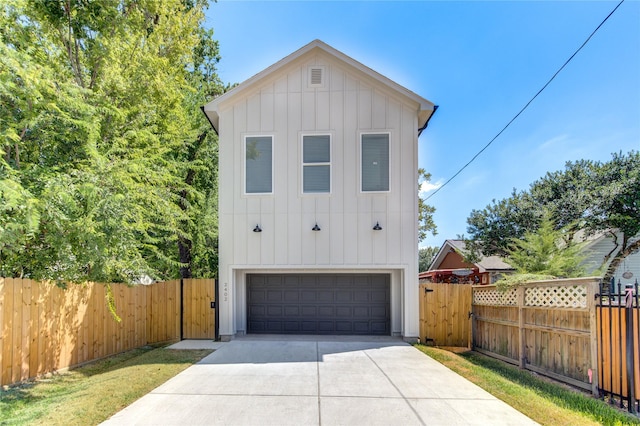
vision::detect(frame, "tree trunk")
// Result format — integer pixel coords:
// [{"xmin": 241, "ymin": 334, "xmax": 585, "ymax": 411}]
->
[{"xmin": 603, "ymin": 238, "xmax": 640, "ymax": 282}]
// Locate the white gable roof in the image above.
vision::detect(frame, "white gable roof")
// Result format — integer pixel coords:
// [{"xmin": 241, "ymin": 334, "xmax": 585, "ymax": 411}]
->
[{"xmin": 202, "ymin": 39, "xmax": 436, "ymax": 134}]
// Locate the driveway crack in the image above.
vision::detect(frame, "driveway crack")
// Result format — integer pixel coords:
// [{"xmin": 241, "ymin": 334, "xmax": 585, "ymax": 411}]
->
[{"xmin": 363, "ymin": 349, "xmax": 426, "ymax": 426}]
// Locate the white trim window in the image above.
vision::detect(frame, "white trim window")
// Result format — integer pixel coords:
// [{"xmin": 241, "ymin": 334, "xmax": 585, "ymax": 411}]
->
[
  {"xmin": 361, "ymin": 133, "xmax": 390, "ymax": 192},
  {"xmin": 302, "ymin": 134, "xmax": 331, "ymax": 193},
  {"xmin": 245, "ymin": 136, "xmax": 273, "ymax": 194}
]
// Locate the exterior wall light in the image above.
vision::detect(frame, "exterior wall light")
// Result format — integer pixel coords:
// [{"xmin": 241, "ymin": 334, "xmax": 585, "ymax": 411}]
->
[
  {"xmin": 373, "ymin": 222, "xmax": 382, "ymax": 231},
  {"xmin": 312, "ymin": 223, "xmax": 321, "ymax": 231},
  {"xmin": 253, "ymin": 224, "xmax": 262, "ymax": 232}
]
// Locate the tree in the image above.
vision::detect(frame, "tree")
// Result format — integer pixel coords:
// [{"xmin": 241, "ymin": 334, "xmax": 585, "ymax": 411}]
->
[
  {"xmin": 505, "ymin": 215, "xmax": 585, "ymax": 278},
  {"xmin": 418, "ymin": 168, "xmax": 437, "ymax": 242},
  {"xmin": 0, "ymin": 0, "xmax": 223, "ymax": 282},
  {"xmin": 419, "ymin": 246, "xmax": 439, "ymax": 272},
  {"xmin": 466, "ymin": 151, "xmax": 640, "ymax": 281}
]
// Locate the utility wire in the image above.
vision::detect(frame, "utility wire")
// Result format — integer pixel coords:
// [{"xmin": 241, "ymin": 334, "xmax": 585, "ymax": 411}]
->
[{"xmin": 425, "ymin": 0, "xmax": 625, "ymax": 201}]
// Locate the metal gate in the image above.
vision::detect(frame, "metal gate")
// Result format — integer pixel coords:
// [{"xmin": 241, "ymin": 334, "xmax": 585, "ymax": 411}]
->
[{"xmin": 597, "ymin": 279, "xmax": 639, "ymax": 414}]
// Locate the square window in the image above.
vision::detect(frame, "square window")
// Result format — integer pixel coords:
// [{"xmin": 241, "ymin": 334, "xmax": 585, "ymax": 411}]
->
[{"xmin": 302, "ymin": 135, "xmax": 330, "ymax": 193}]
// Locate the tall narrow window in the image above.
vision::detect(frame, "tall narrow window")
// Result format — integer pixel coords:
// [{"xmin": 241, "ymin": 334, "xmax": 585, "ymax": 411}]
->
[
  {"xmin": 302, "ymin": 135, "xmax": 330, "ymax": 193},
  {"xmin": 245, "ymin": 136, "xmax": 273, "ymax": 194},
  {"xmin": 361, "ymin": 133, "xmax": 389, "ymax": 192}
]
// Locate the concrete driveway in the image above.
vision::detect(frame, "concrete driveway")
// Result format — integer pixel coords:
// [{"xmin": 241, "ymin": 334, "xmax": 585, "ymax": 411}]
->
[{"xmin": 102, "ymin": 336, "xmax": 537, "ymax": 426}]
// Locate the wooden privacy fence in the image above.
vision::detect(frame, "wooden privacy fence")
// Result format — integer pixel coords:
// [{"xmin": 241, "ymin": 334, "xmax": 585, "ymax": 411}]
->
[
  {"xmin": 472, "ymin": 278, "xmax": 600, "ymax": 395},
  {"xmin": 0, "ymin": 277, "xmax": 216, "ymax": 387},
  {"xmin": 419, "ymin": 283, "xmax": 471, "ymax": 347}
]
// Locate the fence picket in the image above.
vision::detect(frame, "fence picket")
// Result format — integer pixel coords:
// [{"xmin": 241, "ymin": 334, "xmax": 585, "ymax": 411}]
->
[{"xmin": 0, "ymin": 278, "xmax": 216, "ymax": 387}]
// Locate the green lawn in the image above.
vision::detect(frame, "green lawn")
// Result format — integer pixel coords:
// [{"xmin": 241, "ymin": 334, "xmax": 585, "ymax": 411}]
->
[
  {"xmin": 0, "ymin": 345, "xmax": 213, "ymax": 426},
  {"xmin": 415, "ymin": 345, "xmax": 639, "ymax": 426}
]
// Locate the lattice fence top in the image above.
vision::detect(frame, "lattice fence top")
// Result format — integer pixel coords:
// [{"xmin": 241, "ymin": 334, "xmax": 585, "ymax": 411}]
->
[
  {"xmin": 473, "ymin": 288, "xmax": 518, "ymax": 306},
  {"xmin": 525, "ymin": 285, "xmax": 587, "ymax": 308}
]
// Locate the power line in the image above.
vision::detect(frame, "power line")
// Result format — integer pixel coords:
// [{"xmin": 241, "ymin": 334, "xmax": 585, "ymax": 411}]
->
[{"xmin": 424, "ymin": 0, "xmax": 625, "ymax": 201}]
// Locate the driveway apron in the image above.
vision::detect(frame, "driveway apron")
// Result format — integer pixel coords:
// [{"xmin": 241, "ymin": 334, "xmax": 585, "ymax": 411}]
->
[{"xmin": 102, "ymin": 337, "xmax": 538, "ymax": 426}]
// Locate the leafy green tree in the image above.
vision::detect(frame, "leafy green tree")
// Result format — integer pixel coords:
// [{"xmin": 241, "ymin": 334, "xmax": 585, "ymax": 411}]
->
[
  {"xmin": 506, "ymin": 215, "xmax": 585, "ymax": 278},
  {"xmin": 466, "ymin": 151, "xmax": 640, "ymax": 282},
  {"xmin": 419, "ymin": 246, "xmax": 439, "ymax": 272},
  {"xmin": 418, "ymin": 168, "xmax": 437, "ymax": 242},
  {"xmin": 0, "ymin": 0, "xmax": 223, "ymax": 282}
]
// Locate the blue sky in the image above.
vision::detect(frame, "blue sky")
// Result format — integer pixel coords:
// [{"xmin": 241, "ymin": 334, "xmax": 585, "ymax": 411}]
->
[{"xmin": 204, "ymin": 1, "xmax": 640, "ymax": 249}]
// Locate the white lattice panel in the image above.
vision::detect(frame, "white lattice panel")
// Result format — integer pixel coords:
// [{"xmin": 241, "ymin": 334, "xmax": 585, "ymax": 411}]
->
[
  {"xmin": 473, "ymin": 288, "xmax": 518, "ymax": 306},
  {"xmin": 524, "ymin": 285, "xmax": 587, "ymax": 308}
]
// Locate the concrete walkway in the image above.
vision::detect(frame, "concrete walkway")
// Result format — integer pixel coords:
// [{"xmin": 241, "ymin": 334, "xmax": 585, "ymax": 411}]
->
[{"xmin": 102, "ymin": 336, "xmax": 537, "ymax": 426}]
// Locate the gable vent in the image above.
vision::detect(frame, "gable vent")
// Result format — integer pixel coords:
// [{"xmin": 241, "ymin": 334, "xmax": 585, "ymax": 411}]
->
[{"xmin": 309, "ymin": 67, "xmax": 324, "ymax": 87}]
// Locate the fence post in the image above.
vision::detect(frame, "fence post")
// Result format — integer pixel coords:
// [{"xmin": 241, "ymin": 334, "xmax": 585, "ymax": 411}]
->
[
  {"xmin": 587, "ymin": 279, "xmax": 600, "ymax": 397},
  {"xmin": 625, "ymin": 284, "xmax": 637, "ymax": 414},
  {"xmin": 518, "ymin": 286, "xmax": 526, "ymax": 369}
]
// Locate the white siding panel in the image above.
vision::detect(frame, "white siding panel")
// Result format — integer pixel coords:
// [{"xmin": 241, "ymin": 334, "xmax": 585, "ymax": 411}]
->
[
  {"xmin": 343, "ymin": 89, "xmax": 358, "ymax": 210},
  {"xmin": 317, "ymin": 91, "xmax": 330, "ymax": 130},
  {"xmin": 358, "ymin": 87, "xmax": 372, "ymax": 129},
  {"xmin": 218, "ymin": 114, "xmax": 234, "ymax": 215},
  {"xmin": 315, "ymin": 212, "xmax": 331, "ymax": 264},
  {"xmin": 260, "ymin": 213, "xmax": 275, "ymax": 265},
  {"xmin": 275, "ymin": 74, "xmax": 287, "ymax": 94},
  {"xmin": 247, "ymin": 214, "xmax": 261, "ymax": 264},
  {"xmin": 287, "ymin": 213, "xmax": 302, "ymax": 265},
  {"xmin": 373, "ymin": 91, "xmax": 387, "ymax": 130},
  {"xmin": 302, "ymin": 214, "xmax": 316, "ymax": 264},
  {"xmin": 372, "ymin": 220, "xmax": 388, "ymax": 265},
  {"xmin": 260, "ymin": 90, "xmax": 274, "ymax": 132},
  {"xmin": 247, "ymin": 198, "xmax": 260, "ymax": 214},
  {"xmin": 343, "ymin": 213, "xmax": 358, "ymax": 264},
  {"xmin": 247, "ymin": 93, "xmax": 261, "ymax": 132},
  {"xmin": 331, "ymin": 67, "xmax": 344, "ymax": 92},
  {"xmin": 330, "ymin": 214, "xmax": 344, "ymax": 264},
  {"xmin": 386, "ymin": 212, "xmax": 402, "ymax": 264},
  {"xmin": 274, "ymin": 212, "xmax": 289, "ymax": 264},
  {"xmin": 331, "ymin": 133, "xmax": 344, "ymax": 212},
  {"xmin": 357, "ymin": 211, "xmax": 373, "ymax": 264},
  {"xmin": 288, "ymin": 67, "xmax": 302, "ymax": 93},
  {"xmin": 302, "ymin": 91, "xmax": 315, "ymax": 130},
  {"xmin": 234, "ymin": 216, "xmax": 247, "ymax": 265}
]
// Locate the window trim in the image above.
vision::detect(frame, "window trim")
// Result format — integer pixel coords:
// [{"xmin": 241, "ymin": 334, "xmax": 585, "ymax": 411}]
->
[
  {"xmin": 243, "ymin": 134, "xmax": 274, "ymax": 196},
  {"xmin": 301, "ymin": 133, "xmax": 332, "ymax": 195},
  {"xmin": 359, "ymin": 131, "xmax": 391, "ymax": 194}
]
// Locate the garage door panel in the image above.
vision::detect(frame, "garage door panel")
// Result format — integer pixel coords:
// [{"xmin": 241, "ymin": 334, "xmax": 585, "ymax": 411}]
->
[
  {"xmin": 301, "ymin": 306, "xmax": 317, "ymax": 316},
  {"xmin": 284, "ymin": 306, "xmax": 299, "ymax": 316},
  {"xmin": 335, "ymin": 306, "xmax": 352, "ymax": 317},
  {"xmin": 284, "ymin": 291, "xmax": 299, "ymax": 302},
  {"xmin": 317, "ymin": 291, "xmax": 333, "ymax": 302},
  {"xmin": 247, "ymin": 274, "xmax": 390, "ymax": 335}
]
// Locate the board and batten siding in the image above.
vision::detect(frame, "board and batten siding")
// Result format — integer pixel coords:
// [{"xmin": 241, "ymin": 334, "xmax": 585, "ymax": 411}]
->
[
  {"xmin": 212, "ymin": 44, "xmax": 430, "ymax": 339},
  {"xmin": 219, "ymin": 52, "xmax": 419, "ymax": 268}
]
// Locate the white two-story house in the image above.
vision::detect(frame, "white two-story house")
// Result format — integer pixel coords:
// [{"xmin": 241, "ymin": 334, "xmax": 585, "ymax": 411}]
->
[{"xmin": 202, "ymin": 40, "xmax": 436, "ymax": 341}]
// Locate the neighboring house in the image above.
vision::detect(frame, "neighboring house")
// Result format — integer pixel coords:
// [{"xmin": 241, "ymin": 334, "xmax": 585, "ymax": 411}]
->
[
  {"xmin": 420, "ymin": 239, "xmax": 515, "ymax": 285},
  {"xmin": 202, "ymin": 40, "xmax": 436, "ymax": 341},
  {"xmin": 580, "ymin": 231, "xmax": 640, "ymax": 286}
]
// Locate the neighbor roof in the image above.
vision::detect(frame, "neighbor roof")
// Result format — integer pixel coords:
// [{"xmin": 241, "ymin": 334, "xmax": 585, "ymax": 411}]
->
[
  {"xmin": 202, "ymin": 39, "xmax": 436, "ymax": 135},
  {"xmin": 429, "ymin": 239, "xmax": 514, "ymax": 273}
]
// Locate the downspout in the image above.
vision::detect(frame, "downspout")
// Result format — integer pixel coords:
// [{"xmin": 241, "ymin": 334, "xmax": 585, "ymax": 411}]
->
[
  {"xmin": 200, "ymin": 106, "xmax": 219, "ymax": 135},
  {"xmin": 418, "ymin": 105, "xmax": 439, "ymax": 136}
]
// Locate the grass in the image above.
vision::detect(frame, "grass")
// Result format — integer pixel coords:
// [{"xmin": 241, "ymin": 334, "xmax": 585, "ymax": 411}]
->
[
  {"xmin": 415, "ymin": 345, "xmax": 640, "ymax": 426},
  {"xmin": 0, "ymin": 345, "xmax": 213, "ymax": 426}
]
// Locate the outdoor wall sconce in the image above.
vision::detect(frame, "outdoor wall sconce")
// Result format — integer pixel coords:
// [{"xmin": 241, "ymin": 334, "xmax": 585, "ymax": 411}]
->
[
  {"xmin": 253, "ymin": 224, "xmax": 262, "ymax": 233},
  {"xmin": 312, "ymin": 223, "xmax": 321, "ymax": 231},
  {"xmin": 373, "ymin": 222, "xmax": 383, "ymax": 231}
]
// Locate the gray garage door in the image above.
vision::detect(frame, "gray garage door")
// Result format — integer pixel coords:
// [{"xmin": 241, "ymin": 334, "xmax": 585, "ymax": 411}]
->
[{"xmin": 247, "ymin": 274, "xmax": 390, "ymax": 335}]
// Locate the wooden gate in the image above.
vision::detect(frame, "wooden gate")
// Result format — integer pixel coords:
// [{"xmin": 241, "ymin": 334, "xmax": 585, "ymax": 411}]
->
[
  {"xmin": 181, "ymin": 278, "xmax": 217, "ymax": 340},
  {"xmin": 419, "ymin": 283, "xmax": 472, "ymax": 347}
]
